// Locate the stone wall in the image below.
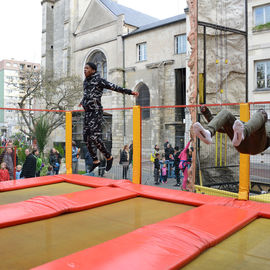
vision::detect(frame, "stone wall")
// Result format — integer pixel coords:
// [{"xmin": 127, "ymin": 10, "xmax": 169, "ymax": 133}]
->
[{"xmin": 198, "ymin": 0, "xmax": 246, "ymax": 105}]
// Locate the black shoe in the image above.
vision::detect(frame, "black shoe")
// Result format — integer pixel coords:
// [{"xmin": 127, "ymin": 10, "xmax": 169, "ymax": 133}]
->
[
  {"xmin": 154, "ymin": 182, "xmax": 160, "ymax": 185},
  {"xmin": 174, "ymin": 184, "xmax": 180, "ymax": 187},
  {"xmin": 89, "ymin": 162, "xmax": 100, "ymax": 173},
  {"xmin": 105, "ymin": 157, "xmax": 113, "ymax": 172}
]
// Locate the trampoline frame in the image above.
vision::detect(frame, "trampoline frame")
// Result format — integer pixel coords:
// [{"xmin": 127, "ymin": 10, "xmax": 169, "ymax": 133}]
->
[{"xmin": 0, "ymin": 174, "xmax": 270, "ymax": 269}]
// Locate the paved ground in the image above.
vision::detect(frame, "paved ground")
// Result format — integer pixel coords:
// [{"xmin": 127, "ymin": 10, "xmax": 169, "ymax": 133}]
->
[
  {"xmin": 59, "ymin": 159, "xmax": 270, "ymax": 193},
  {"xmin": 59, "ymin": 160, "xmax": 182, "ymax": 191}
]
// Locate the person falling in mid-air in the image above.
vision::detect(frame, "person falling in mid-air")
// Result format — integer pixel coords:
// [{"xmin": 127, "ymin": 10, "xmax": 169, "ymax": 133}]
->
[
  {"xmin": 193, "ymin": 105, "xmax": 270, "ymax": 155},
  {"xmin": 79, "ymin": 62, "xmax": 139, "ymax": 172}
]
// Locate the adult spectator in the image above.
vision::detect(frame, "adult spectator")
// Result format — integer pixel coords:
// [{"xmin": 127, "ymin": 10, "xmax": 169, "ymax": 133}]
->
[
  {"xmin": 97, "ymin": 149, "xmax": 106, "ymax": 177},
  {"xmin": 165, "ymin": 143, "xmax": 174, "ymax": 160},
  {"xmin": 129, "ymin": 142, "xmax": 133, "ymax": 165},
  {"xmin": 72, "ymin": 141, "xmax": 80, "ymax": 174},
  {"xmin": 8, "ymin": 142, "xmax": 18, "ymax": 169},
  {"xmin": 21, "ymin": 149, "xmax": 37, "ymax": 178},
  {"xmin": 150, "ymin": 145, "xmax": 160, "ymax": 163},
  {"xmin": 3, "ymin": 147, "xmax": 14, "ymax": 179},
  {"xmin": 164, "ymin": 140, "xmax": 169, "ymax": 150},
  {"xmin": 0, "ymin": 142, "xmax": 18, "ymax": 174},
  {"xmin": 173, "ymin": 146, "xmax": 181, "ymax": 187},
  {"xmin": 33, "ymin": 149, "xmax": 43, "ymax": 177},
  {"xmin": 49, "ymin": 148, "xmax": 62, "ymax": 175},
  {"xmin": 120, "ymin": 144, "xmax": 130, "ymax": 179},
  {"xmin": 85, "ymin": 150, "xmax": 93, "ymax": 173}
]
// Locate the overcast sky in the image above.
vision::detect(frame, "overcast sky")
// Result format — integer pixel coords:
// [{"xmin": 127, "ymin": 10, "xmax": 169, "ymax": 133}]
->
[{"xmin": 0, "ymin": 0, "xmax": 187, "ymax": 63}]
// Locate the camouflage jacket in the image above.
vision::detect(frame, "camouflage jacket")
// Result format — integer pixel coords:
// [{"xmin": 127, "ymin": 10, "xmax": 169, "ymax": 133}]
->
[{"xmin": 81, "ymin": 73, "xmax": 133, "ymax": 111}]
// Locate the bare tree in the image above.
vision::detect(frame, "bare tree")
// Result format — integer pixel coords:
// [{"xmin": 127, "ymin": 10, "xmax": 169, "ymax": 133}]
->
[{"xmin": 8, "ymin": 68, "xmax": 82, "ymax": 137}]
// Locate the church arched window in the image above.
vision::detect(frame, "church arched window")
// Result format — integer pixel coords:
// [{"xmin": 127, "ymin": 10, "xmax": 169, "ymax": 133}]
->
[
  {"xmin": 136, "ymin": 83, "xmax": 150, "ymax": 120},
  {"xmin": 86, "ymin": 51, "xmax": 107, "ymax": 80}
]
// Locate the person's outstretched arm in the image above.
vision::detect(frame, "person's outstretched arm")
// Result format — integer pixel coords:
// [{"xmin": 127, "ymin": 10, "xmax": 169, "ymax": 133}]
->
[{"xmin": 99, "ymin": 78, "xmax": 138, "ymax": 96}]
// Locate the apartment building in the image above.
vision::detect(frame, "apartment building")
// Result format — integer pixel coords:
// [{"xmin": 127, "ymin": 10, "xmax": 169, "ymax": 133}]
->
[
  {"xmin": 0, "ymin": 59, "xmax": 40, "ymax": 137},
  {"xmin": 248, "ymin": 0, "xmax": 270, "ymax": 101}
]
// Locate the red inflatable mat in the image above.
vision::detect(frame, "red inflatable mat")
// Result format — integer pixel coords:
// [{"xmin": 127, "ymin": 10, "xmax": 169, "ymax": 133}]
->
[
  {"xmin": 224, "ymin": 199, "xmax": 270, "ymax": 219},
  {"xmin": 61, "ymin": 174, "xmax": 132, "ymax": 188},
  {"xmin": 0, "ymin": 175, "xmax": 64, "ymax": 192},
  {"xmin": 112, "ymin": 181, "xmax": 270, "ymax": 218},
  {"xmin": 32, "ymin": 204, "xmax": 257, "ymax": 270},
  {"xmin": 0, "ymin": 187, "xmax": 137, "ymax": 228}
]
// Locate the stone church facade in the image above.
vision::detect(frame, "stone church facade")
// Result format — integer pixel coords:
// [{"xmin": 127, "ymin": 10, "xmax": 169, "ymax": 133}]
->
[{"xmin": 41, "ymin": 0, "xmax": 188, "ymax": 156}]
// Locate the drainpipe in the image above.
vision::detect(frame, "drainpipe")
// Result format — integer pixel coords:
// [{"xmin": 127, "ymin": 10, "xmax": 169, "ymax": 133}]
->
[{"xmin": 122, "ymin": 37, "xmax": 126, "ymax": 139}]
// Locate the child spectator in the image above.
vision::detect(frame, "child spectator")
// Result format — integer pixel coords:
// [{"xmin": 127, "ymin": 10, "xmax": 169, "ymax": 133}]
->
[
  {"xmin": 154, "ymin": 153, "xmax": 161, "ymax": 185},
  {"xmin": 16, "ymin": 165, "xmax": 22, "ymax": 179},
  {"xmin": 179, "ymin": 140, "xmax": 192, "ymax": 191},
  {"xmin": 161, "ymin": 163, "xmax": 168, "ymax": 183},
  {"xmin": 47, "ymin": 165, "xmax": 54, "ymax": 176},
  {"xmin": 0, "ymin": 162, "xmax": 10, "ymax": 181}
]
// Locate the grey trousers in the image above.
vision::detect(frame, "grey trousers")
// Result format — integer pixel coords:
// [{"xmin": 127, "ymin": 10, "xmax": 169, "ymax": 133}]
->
[{"xmin": 206, "ymin": 110, "xmax": 270, "ymax": 155}]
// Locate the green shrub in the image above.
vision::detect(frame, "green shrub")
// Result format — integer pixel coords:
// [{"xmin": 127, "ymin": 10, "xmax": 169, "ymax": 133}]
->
[
  {"xmin": 34, "ymin": 116, "xmax": 50, "ymax": 155},
  {"xmin": 17, "ymin": 144, "xmax": 30, "ymax": 165},
  {"xmin": 54, "ymin": 143, "xmax": 65, "ymax": 157}
]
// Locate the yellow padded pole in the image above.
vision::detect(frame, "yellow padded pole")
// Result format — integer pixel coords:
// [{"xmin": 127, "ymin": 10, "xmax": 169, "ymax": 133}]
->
[
  {"xmin": 220, "ymin": 133, "xmax": 223, "ymax": 166},
  {"xmin": 238, "ymin": 103, "xmax": 250, "ymax": 200},
  {"xmin": 199, "ymin": 73, "xmax": 204, "ymax": 104},
  {"xmin": 215, "ymin": 132, "xmax": 218, "ymax": 166},
  {"xmin": 65, "ymin": 112, "xmax": 72, "ymax": 174},
  {"xmin": 224, "ymin": 135, "xmax": 227, "ymax": 166},
  {"xmin": 132, "ymin": 106, "xmax": 141, "ymax": 184}
]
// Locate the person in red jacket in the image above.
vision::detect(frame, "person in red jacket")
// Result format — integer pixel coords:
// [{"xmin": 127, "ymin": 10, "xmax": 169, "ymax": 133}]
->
[{"xmin": 0, "ymin": 162, "xmax": 10, "ymax": 181}]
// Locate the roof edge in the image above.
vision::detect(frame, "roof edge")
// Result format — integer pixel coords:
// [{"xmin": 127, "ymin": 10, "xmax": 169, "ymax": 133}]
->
[{"xmin": 124, "ymin": 14, "xmax": 186, "ymax": 37}]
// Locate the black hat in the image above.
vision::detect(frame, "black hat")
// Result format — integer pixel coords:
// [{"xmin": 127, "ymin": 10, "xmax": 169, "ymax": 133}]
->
[{"xmin": 174, "ymin": 146, "xmax": 179, "ymax": 151}]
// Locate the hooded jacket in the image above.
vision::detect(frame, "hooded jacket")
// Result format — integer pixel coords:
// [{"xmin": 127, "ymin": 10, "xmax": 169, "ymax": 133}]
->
[{"xmin": 81, "ymin": 73, "xmax": 133, "ymax": 111}]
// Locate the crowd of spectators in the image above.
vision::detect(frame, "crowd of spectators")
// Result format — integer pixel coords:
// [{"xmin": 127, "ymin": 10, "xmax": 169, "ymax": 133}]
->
[
  {"xmin": 0, "ymin": 137, "xmax": 63, "ymax": 181},
  {"xmin": 151, "ymin": 140, "xmax": 193, "ymax": 190}
]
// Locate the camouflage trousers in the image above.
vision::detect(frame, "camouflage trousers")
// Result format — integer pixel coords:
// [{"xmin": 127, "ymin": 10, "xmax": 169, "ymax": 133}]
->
[{"xmin": 83, "ymin": 110, "xmax": 111, "ymax": 161}]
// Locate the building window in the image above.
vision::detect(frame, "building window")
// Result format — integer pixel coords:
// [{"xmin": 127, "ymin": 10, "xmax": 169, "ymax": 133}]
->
[
  {"xmin": 254, "ymin": 5, "xmax": 270, "ymax": 26},
  {"xmin": 87, "ymin": 51, "xmax": 107, "ymax": 80},
  {"xmin": 137, "ymin": 43, "xmax": 147, "ymax": 61},
  {"xmin": 20, "ymin": 64, "xmax": 25, "ymax": 70},
  {"xmin": 255, "ymin": 60, "xmax": 270, "ymax": 89},
  {"xmin": 175, "ymin": 34, "xmax": 186, "ymax": 54},
  {"xmin": 136, "ymin": 83, "xmax": 150, "ymax": 120}
]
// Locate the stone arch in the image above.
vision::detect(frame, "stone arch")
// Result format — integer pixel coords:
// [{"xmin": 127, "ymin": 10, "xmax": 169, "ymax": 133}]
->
[
  {"xmin": 86, "ymin": 50, "xmax": 107, "ymax": 79},
  {"xmin": 136, "ymin": 82, "xmax": 150, "ymax": 120}
]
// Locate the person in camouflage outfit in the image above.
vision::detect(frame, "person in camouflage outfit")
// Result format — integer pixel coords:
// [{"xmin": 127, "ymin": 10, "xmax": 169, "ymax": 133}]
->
[{"xmin": 80, "ymin": 62, "xmax": 139, "ymax": 172}]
